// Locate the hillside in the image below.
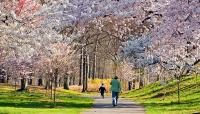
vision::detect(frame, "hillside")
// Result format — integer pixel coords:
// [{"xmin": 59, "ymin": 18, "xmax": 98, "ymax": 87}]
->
[{"xmin": 123, "ymin": 75, "xmax": 200, "ymax": 114}]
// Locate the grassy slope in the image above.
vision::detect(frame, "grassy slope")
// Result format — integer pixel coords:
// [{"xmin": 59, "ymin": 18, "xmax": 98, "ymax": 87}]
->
[
  {"xmin": 0, "ymin": 85, "xmax": 93, "ymax": 114},
  {"xmin": 122, "ymin": 75, "xmax": 200, "ymax": 114}
]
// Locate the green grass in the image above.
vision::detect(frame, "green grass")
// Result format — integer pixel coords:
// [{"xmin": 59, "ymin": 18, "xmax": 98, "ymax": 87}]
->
[
  {"xmin": 0, "ymin": 85, "xmax": 93, "ymax": 114},
  {"xmin": 122, "ymin": 75, "xmax": 200, "ymax": 114}
]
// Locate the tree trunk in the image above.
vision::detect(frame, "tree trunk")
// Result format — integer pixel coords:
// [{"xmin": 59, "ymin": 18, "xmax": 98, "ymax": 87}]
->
[
  {"xmin": 64, "ymin": 74, "xmax": 69, "ymax": 90},
  {"xmin": 163, "ymin": 75, "xmax": 166, "ymax": 100},
  {"xmin": 54, "ymin": 68, "xmax": 58, "ymax": 107},
  {"xmin": 89, "ymin": 61, "xmax": 92, "ymax": 79},
  {"xmin": 138, "ymin": 69, "xmax": 141, "ymax": 88},
  {"xmin": 0, "ymin": 77, "xmax": 5, "ymax": 83},
  {"xmin": 28, "ymin": 79, "xmax": 32, "ymax": 85},
  {"xmin": 20, "ymin": 78, "xmax": 28, "ymax": 91},
  {"xmin": 49, "ymin": 72, "xmax": 53, "ymax": 99},
  {"xmin": 88, "ymin": 55, "xmax": 91, "ymax": 79},
  {"xmin": 79, "ymin": 47, "xmax": 83, "ymax": 86},
  {"xmin": 128, "ymin": 81, "xmax": 132, "ymax": 90},
  {"xmin": 56, "ymin": 78, "xmax": 61, "ymax": 87},
  {"xmin": 147, "ymin": 73, "xmax": 150, "ymax": 85},
  {"xmin": 113, "ymin": 62, "xmax": 118, "ymax": 76},
  {"xmin": 45, "ymin": 79, "xmax": 51, "ymax": 90},
  {"xmin": 97, "ymin": 57, "xmax": 101, "ymax": 78},
  {"xmin": 92, "ymin": 54, "xmax": 96, "ymax": 80},
  {"xmin": 102, "ymin": 59, "xmax": 106, "ymax": 79},
  {"xmin": 177, "ymin": 75, "xmax": 180, "ymax": 103},
  {"xmin": 14, "ymin": 78, "xmax": 17, "ymax": 95},
  {"xmin": 38, "ymin": 78, "xmax": 43, "ymax": 86},
  {"xmin": 82, "ymin": 55, "xmax": 86, "ymax": 92},
  {"xmin": 72, "ymin": 76, "xmax": 75, "ymax": 85},
  {"xmin": 86, "ymin": 54, "xmax": 89, "ymax": 91},
  {"xmin": 50, "ymin": 79, "xmax": 53, "ymax": 99},
  {"xmin": 69, "ymin": 76, "xmax": 73, "ymax": 86},
  {"xmin": 92, "ymin": 44, "xmax": 97, "ymax": 80},
  {"xmin": 0, "ymin": 70, "xmax": 6, "ymax": 83},
  {"xmin": 6, "ymin": 75, "xmax": 10, "ymax": 84},
  {"xmin": 82, "ymin": 48, "xmax": 87, "ymax": 92}
]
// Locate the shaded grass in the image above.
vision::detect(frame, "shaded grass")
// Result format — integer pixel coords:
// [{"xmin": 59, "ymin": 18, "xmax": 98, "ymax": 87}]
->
[
  {"xmin": 0, "ymin": 85, "xmax": 93, "ymax": 114},
  {"xmin": 122, "ymin": 75, "xmax": 200, "ymax": 114}
]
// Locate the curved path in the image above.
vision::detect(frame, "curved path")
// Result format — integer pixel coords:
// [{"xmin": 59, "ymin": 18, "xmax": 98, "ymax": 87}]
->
[{"xmin": 81, "ymin": 96, "xmax": 146, "ymax": 114}]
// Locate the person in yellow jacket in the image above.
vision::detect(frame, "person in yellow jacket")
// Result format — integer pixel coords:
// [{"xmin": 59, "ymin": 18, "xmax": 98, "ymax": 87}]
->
[{"xmin": 110, "ymin": 76, "xmax": 121, "ymax": 107}]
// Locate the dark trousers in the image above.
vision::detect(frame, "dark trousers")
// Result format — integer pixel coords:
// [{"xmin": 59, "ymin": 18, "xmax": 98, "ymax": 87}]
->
[{"xmin": 101, "ymin": 92, "xmax": 105, "ymax": 98}]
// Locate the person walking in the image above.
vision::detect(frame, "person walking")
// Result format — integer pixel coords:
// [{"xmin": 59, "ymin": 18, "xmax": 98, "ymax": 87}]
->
[
  {"xmin": 110, "ymin": 76, "xmax": 121, "ymax": 107},
  {"xmin": 99, "ymin": 83, "xmax": 106, "ymax": 99}
]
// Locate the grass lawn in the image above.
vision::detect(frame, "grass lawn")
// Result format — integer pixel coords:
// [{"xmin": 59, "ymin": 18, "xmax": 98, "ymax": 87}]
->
[
  {"xmin": 0, "ymin": 85, "xmax": 93, "ymax": 114},
  {"xmin": 122, "ymin": 75, "xmax": 200, "ymax": 114}
]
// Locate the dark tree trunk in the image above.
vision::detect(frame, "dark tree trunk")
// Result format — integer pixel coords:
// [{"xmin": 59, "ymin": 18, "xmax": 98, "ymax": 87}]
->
[
  {"xmin": 79, "ymin": 47, "xmax": 83, "ymax": 86},
  {"xmin": 50, "ymin": 79, "xmax": 53, "ymax": 99},
  {"xmin": 28, "ymin": 79, "xmax": 32, "ymax": 85},
  {"xmin": 92, "ymin": 45, "xmax": 97, "ymax": 80},
  {"xmin": 72, "ymin": 76, "xmax": 75, "ymax": 85},
  {"xmin": 69, "ymin": 76, "xmax": 73, "ymax": 86},
  {"xmin": 82, "ymin": 55, "xmax": 86, "ymax": 92},
  {"xmin": 128, "ymin": 81, "xmax": 132, "ymax": 90},
  {"xmin": 86, "ymin": 54, "xmax": 89, "ymax": 91},
  {"xmin": 50, "ymin": 72, "xmax": 53, "ymax": 99},
  {"xmin": 38, "ymin": 78, "xmax": 43, "ymax": 86},
  {"xmin": 88, "ymin": 55, "xmax": 91, "ymax": 79},
  {"xmin": 20, "ymin": 78, "xmax": 27, "ymax": 91},
  {"xmin": 54, "ymin": 68, "xmax": 58, "ymax": 107},
  {"xmin": 59, "ymin": 78, "xmax": 62, "ymax": 87},
  {"xmin": 0, "ymin": 77, "xmax": 5, "ymax": 83},
  {"xmin": 6, "ymin": 75, "xmax": 10, "ymax": 83},
  {"xmin": 0, "ymin": 70, "xmax": 6, "ymax": 83},
  {"xmin": 64, "ymin": 74, "xmax": 69, "ymax": 90},
  {"xmin": 82, "ymin": 48, "xmax": 88, "ymax": 92}
]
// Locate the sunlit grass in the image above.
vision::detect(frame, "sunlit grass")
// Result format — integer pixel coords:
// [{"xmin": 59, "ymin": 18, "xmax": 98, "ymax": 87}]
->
[
  {"xmin": 0, "ymin": 85, "xmax": 93, "ymax": 114},
  {"xmin": 122, "ymin": 75, "xmax": 200, "ymax": 114}
]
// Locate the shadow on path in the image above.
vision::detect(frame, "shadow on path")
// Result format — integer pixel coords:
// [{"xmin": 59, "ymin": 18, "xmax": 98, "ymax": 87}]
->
[{"xmin": 82, "ymin": 96, "xmax": 146, "ymax": 114}]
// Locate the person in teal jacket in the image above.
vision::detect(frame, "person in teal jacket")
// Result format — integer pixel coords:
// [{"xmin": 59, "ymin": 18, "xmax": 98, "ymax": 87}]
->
[{"xmin": 110, "ymin": 76, "xmax": 121, "ymax": 107}]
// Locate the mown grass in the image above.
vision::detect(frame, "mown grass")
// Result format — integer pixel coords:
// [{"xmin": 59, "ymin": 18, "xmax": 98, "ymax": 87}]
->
[
  {"xmin": 122, "ymin": 75, "xmax": 200, "ymax": 114},
  {"xmin": 0, "ymin": 85, "xmax": 93, "ymax": 114}
]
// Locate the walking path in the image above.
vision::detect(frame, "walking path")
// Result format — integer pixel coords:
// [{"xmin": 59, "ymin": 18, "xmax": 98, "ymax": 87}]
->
[{"xmin": 82, "ymin": 96, "xmax": 146, "ymax": 114}]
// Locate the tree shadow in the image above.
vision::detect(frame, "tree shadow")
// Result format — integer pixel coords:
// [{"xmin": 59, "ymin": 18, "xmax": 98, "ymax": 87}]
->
[
  {"xmin": 134, "ymin": 77, "xmax": 196, "ymax": 98},
  {"xmin": 91, "ymin": 97, "xmax": 145, "ymax": 109},
  {"xmin": 93, "ymin": 102, "xmax": 144, "ymax": 109},
  {"xmin": 150, "ymin": 83, "xmax": 200, "ymax": 98},
  {"xmin": 141, "ymin": 100, "xmax": 200, "ymax": 110},
  {"xmin": 0, "ymin": 91, "xmax": 92, "ymax": 109},
  {"xmin": 0, "ymin": 101, "xmax": 92, "ymax": 109}
]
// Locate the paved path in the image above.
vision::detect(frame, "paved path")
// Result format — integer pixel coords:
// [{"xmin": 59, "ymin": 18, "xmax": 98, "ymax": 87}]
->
[{"xmin": 82, "ymin": 96, "xmax": 146, "ymax": 114}]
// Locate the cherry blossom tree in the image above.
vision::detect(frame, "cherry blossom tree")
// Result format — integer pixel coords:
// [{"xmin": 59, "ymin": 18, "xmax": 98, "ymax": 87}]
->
[{"xmin": 0, "ymin": 0, "xmax": 199, "ymax": 95}]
